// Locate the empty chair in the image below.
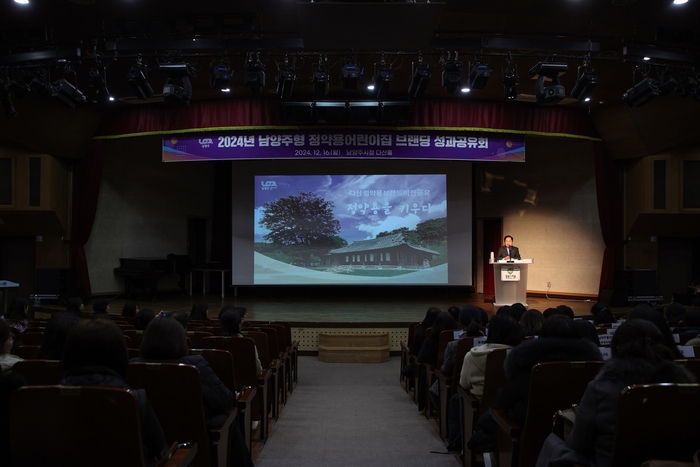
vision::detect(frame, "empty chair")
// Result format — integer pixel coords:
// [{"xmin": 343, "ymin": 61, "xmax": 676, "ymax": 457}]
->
[
  {"xmin": 12, "ymin": 359, "xmax": 64, "ymax": 385},
  {"xmin": 188, "ymin": 331, "xmax": 214, "ymax": 348},
  {"xmin": 10, "ymin": 385, "xmax": 194, "ymax": 467}
]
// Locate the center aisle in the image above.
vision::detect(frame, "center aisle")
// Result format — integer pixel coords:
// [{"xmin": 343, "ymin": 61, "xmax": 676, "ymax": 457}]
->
[{"xmin": 255, "ymin": 356, "xmax": 460, "ymax": 467}]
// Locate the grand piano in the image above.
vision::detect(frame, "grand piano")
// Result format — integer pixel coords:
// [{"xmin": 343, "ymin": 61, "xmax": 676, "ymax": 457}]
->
[{"xmin": 114, "ymin": 255, "xmax": 192, "ymax": 301}]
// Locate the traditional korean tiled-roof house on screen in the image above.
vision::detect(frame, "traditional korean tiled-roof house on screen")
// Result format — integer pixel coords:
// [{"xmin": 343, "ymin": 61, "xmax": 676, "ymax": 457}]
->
[{"xmin": 326, "ymin": 233, "xmax": 439, "ymax": 268}]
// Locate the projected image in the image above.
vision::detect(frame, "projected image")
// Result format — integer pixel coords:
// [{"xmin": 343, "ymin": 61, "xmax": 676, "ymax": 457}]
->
[{"xmin": 254, "ymin": 174, "xmax": 447, "ymax": 285}]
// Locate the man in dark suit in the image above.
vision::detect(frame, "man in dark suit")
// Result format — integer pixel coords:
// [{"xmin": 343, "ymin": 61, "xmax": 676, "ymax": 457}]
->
[{"xmin": 496, "ymin": 235, "xmax": 521, "ymax": 261}]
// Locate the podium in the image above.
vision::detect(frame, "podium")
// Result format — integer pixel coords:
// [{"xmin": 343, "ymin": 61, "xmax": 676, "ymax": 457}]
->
[{"xmin": 489, "ymin": 259, "xmax": 533, "ymax": 308}]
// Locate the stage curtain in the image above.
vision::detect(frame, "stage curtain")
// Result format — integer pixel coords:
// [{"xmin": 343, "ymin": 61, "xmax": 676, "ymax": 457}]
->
[
  {"xmin": 594, "ymin": 142, "xmax": 624, "ymax": 292},
  {"xmin": 69, "ymin": 140, "xmax": 106, "ymax": 298}
]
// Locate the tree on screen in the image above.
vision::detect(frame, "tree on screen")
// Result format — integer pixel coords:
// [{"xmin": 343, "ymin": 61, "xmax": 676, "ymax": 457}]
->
[
  {"xmin": 416, "ymin": 217, "xmax": 447, "ymax": 245},
  {"xmin": 259, "ymin": 191, "xmax": 341, "ymax": 266}
]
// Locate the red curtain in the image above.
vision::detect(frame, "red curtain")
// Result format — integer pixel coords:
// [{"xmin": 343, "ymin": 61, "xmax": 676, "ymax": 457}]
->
[
  {"xmin": 70, "ymin": 140, "xmax": 106, "ymax": 298},
  {"xmin": 594, "ymin": 142, "xmax": 624, "ymax": 291}
]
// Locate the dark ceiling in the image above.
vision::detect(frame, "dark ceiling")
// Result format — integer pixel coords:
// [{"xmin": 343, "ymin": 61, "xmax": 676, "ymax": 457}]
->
[{"xmin": 1, "ymin": 0, "xmax": 699, "ymax": 115}]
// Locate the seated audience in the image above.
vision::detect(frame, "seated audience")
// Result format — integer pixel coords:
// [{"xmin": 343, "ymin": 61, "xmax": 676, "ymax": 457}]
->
[
  {"xmin": 134, "ymin": 308, "xmax": 156, "ymax": 331},
  {"xmin": 220, "ymin": 309, "xmax": 263, "ymax": 376},
  {"xmin": 37, "ymin": 312, "xmax": 80, "ymax": 360},
  {"xmin": 5, "ymin": 298, "xmax": 29, "ymax": 323},
  {"xmin": 674, "ymin": 308, "xmax": 700, "ymax": 337},
  {"xmin": 447, "ymin": 305, "xmax": 461, "ymax": 323},
  {"xmin": 590, "ymin": 302, "xmax": 617, "ymax": 326},
  {"xmin": 536, "ymin": 319, "xmax": 696, "ymax": 467},
  {"xmin": 417, "ymin": 311, "xmax": 457, "ymax": 411},
  {"xmin": 92, "ymin": 299, "xmax": 110, "ymax": 315},
  {"xmin": 511, "ymin": 303, "xmax": 527, "ymax": 322},
  {"xmin": 520, "ymin": 309, "xmax": 544, "ymax": 337},
  {"xmin": 0, "ymin": 321, "xmax": 22, "ymax": 372},
  {"xmin": 665, "ymin": 302, "xmax": 686, "ymax": 327},
  {"xmin": 133, "ymin": 316, "xmax": 254, "ymax": 467},
  {"xmin": 410, "ymin": 307, "xmax": 441, "ymax": 357},
  {"xmin": 122, "ymin": 301, "xmax": 139, "ymax": 318},
  {"xmin": 575, "ymin": 319, "xmax": 601, "ymax": 347},
  {"xmin": 60, "ymin": 319, "xmax": 167, "ymax": 465},
  {"xmin": 627, "ymin": 304, "xmax": 683, "ymax": 359},
  {"xmin": 65, "ymin": 297, "xmax": 84, "ymax": 317},
  {"xmin": 190, "ymin": 302, "xmax": 209, "ymax": 321}
]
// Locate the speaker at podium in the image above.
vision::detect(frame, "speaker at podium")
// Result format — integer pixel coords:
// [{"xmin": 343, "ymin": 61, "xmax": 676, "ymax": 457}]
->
[{"xmin": 489, "ymin": 258, "xmax": 533, "ymax": 307}]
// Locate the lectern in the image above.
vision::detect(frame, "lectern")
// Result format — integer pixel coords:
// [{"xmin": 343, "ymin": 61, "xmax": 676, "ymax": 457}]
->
[{"xmin": 489, "ymin": 259, "xmax": 533, "ymax": 307}]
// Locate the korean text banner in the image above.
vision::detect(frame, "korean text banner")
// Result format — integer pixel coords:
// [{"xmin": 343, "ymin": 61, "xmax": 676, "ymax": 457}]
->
[{"xmin": 162, "ymin": 130, "xmax": 525, "ymax": 162}]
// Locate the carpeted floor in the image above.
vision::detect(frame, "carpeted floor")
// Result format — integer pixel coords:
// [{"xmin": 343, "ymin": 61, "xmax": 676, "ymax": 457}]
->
[{"xmin": 255, "ymin": 356, "xmax": 460, "ymax": 467}]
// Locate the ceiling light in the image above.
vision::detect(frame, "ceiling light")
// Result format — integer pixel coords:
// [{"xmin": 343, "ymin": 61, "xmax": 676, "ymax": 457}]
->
[
  {"xmin": 0, "ymin": 78, "xmax": 18, "ymax": 118},
  {"xmin": 159, "ymin": 63, "xmax": 196, "ymax": 107},
  {"xmin": 276, "ymin": 58, "xmax": 296, "ymax": 99},
  {"xmin": 622, "ymin": 77, "xmax": 660, "ymax": 107},
  {"xmin": 441, "ymin": 53, "xmax": 463, "ymax": 94},
  {"xmin": 468, "ymin": 63, "xmax": 491, "ymax": 90},
  {"xmin": 244, "ymin": 53, "xmax": 265, "ymax": 96},
  {"xmin": 51, "ymin": 79, "xmax": 87, "ymax": 108},
  {"xmin": 312, "ymin": 58, "xmax": 330, "ymax": 98},
  {"xmin": 89, "ymin": 66, "xmax": 113, "ymax": 104},
  {"xmin": 502, "ymin": 65, "xmax": 518, "ymax": 100},
  {"xmin": 408, "ymin": 60, "xmax": 431, "ymax": 99},
  {"xmin": 14, "ymin": 0, "xmax": 29, "ymax": 4},
  {"xmin": 570, "ymin": 65, "xmax": 597, "ymax": 101},
  {"xmin": 341, "ymin": 54, "xmax": 361, "ymax": 90},
  {"xmin": 126, "ymin": 62, "xmax": 154, "ymax": 100},
  {"xmin": 673, "ymin": 0, "xmax": 688, "ymax": 5},
  {"xmin": 643, "ymin": 56, "xmax": 651, "ymax": 61},
  {"xmin": 210, "ymin": 62, "xmax": 232, "ymax": 91},
  {"xmin": 370, "ymin": 56, "xmax": 393, "ymax": 99},
  {"xmin": 461, "ymin": 87, "xmax": 470, "ymax": 93},
  {"xmin": 529, "ymin": 62, "xmax": 568, "ymax": 105}
]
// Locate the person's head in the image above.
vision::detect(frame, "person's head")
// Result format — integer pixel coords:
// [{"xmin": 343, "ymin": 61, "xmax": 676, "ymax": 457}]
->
[
  {"xmin": 540, "ymin": 314, "xmax": 581, "ymax": 339},
  {"xmin": 122, "ymin": 301, "xmax": 139, "ymax": 318},
  {"xmin": 420, "ymin": 307, "xmax": 442, "ymax": 329},
  {"xmin": 510, "ymin": 303, "xmax": 527, "ymax": 321},
  {"xmin": 431, "ymin": 311, "xmax": 457, "ymax": 337},
  {"xmin": 134, "ymin": 308, "xmax": 156, "ymax": 331},
  {"xmin": 682, "ymin": 308, "xmax": 700, "ymax": 327},
  {"xmin": 63, "ymin": 319, "xmax": 128, "ymax": 378},
  {"xmin": 665, "ymin": 303, "xmax": 686, "ymax": 326},
  {"xmin": 504, "ymin": 235, "xmax": 513, "ymax": 247},
  {"xmin": 140, "ymin": 316, "xmax": 189, "ymax": 361},
  {"xmin": 92, "ymin": 299, "xmax": 110, "ymax": 314},
  {"xmin": 169, "ymin": 311, "xmax": 188, "ymax": 329},
  {"xmin": 447, "ymin": 306, "xmax": 461, "ymax": 323},
  {"xmin": 218, "ymin": 305, "xmax": 236, "ymax": 322},
  {"xmin": 627, "ymin": 304, "xmax": 680, "ymax": 356},
  {"xmin": 574, "ymin": 319, "xmax": 600, "ymax": 346},
  {"xmin": 486, "ymin": 314, "xmax": 524, "ymax": 346},
  {"xmin": 0, "ymin": 321, "xmax": 13, "ymax": 355},
  {"xmin": 220, "ymin": 309, "xmax": 241, "ymax": 336},
  {"xmin": 520, "ymin": 309, "xmax": 544, "ymax": 337},
  {"xmin": 478, "ymin": 308, "xmax": 490, "ymax": 327},
  {"xmin": 66, "ymin": 297, "xmax": 84, "ymax": 316},
  {"xmin": 234, "ymin": 306, "xmax": 248, "ymax": 322},
  {"xmin": 6, "ymin": 298, "xmax": 28, "ymax": 319},
  {"xmin": 496, "ymin": 306, "xmax": 519, "ymax": 321},
  {"xmin": 458, "ymin": 306, "xmax": 483, "ymax": 337},
  {"xmin": 590, "ymin": 302, "xmax": 617, "ymax": 325},
  {"xmin": 37, "ymin": 312, "xmax": 80, "ymax": 360},
  {"xmin": 542, "ymin": 307, "xmax": 558, "ymax": 320},
  {"xmin": 556, "ymin": 305, "xmax": 575, "ymax": 320},
  {"xmin": 611, "ymin": 319, "xmax": 674, "ymax": 365},
  {"xmin": 190, "ymin": 302, "xmax": 209, "ymax": 321}
]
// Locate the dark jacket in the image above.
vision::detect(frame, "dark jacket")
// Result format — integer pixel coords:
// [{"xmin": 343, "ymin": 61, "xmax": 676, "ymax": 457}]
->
[
  {"xmin": 131, "ymin": 354, "xmax": 233, "ymax": 423},
  {"xmin": 496, "ymin": 245, "xmax": 521, "ymax": 260},
  {"xmin": 61, "ymin": 365, "xmax": 167, "ymax": 465},
  {"xmin": 410, "ymin": 325, "xmax": 429, "ymax": 356},
  {"xmin": 538, "ymin": 358, "xmax": 696, "ymax": 467},
  {"xmin": 417, "ymin": 336, "xmax": 440, "ymax": 367},
  {"xmin": 497, "ymin": 337, "xmax": 603, "ymax": 428}
]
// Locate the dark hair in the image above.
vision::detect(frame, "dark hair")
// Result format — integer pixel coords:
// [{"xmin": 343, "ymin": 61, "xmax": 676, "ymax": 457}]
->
[
  {"xmin": 6, "ymin": 298, "xmax": 28, "ymax": 320},
  {"xmin": 190, "ymin": 302, "xmax": 208, "ymax": 321},
  {"xmin": 63, "ymin": 319, "xmax": 128, "ymax": 378},
  {"xmin": 134, "ymin": 308, "xmax": 156, "ymax": 331},
  {"xmin": 140, "ymin": 316, "xmax": 189, "ymax": 361},
  {"xmin": 540, "ymin": 315, "xmax": 581, "ymax": 339},
  {"xmin": 520, "ymin": 309, "xmax": 544, "ymax": 337},
  {"xmin": 65, "ymin": 297, "xmax": 83, "ymax": 316},
  {"xmin": 234, "ymin": 306, "xmax": 248, "ymax": 319},
  {"xmin": 574, "ymin": 320, "xmax": 601, "ymax": 346},
  {"xmin": 458, "ymin": 306, "xmax": 483, "ymax": 337},
  {"xmin": 496, "ymin": 306, "xmax": 519, "ymax": 321},
  {"xmin": 0, "ymin": 321, "xmax": 12, "ymax": 354},
  {"xmin": 122, "ymin": 301, "xmax": 138, "ymax": 318},
  {"xmin": 169, "ymin": 311, "xmax": 188, "ymax": 329},
  {"xmin": 665, "ymin": 303, "xmax": 686, "ymax": 326},
  {"xmin": 447, "ymin": 306, "xmax": 461, "ymax": 322},
  {"xmin": 218, "ymin": 305, "xmax": 237, "ymax": 322},
  {"xmin": 92, "ymin": 299, "xmax": 109, "ymax": 314},
  {"xmin": 504, "ymin": 235, "xmax": 513, "ymax": 242},
  {"xmin": 627, "ymin": 304, "xmax": 682, "ymax": 359},
  {"xmin": 591, "ymin": 302, "xmax": 617, "ymax": 325},
  {"xmin": 478, "ymin": 308, "xmax": 490, "ymax": 326},
  {"xmin": 682, "ymin": 308, "xmax": 700, "ymax": 327},
  {"xmin": 220, "ymin": 310, "xmax": 241, "ymax": 336},
  {"xmin": 419, "ymin": 307, "xmax": 441, "ymax": 330},
  {"xmin": 510, "ymin": 303, "xmax": 527, "ymax": 322},
  {"xmin": 37, "ymin": 312, "xmax": 80, "ymax": 360},
  {"xmin": 487, "ymin": 314, "xmax": 524, "ymax": 347},
  {"xmin": 431, "ymin": 312, "xmax": 457, "ymax": 338},
  {"xmin": 556, "ymin": 305, "xmax": 575, "ymax": 320},
  {"xmin": 611, "ymin": 320, "xmax": 674, "ymax": 365},
  {"xmin": 542, "ymin": 307, "xmax": 558, "ymax": 320}
]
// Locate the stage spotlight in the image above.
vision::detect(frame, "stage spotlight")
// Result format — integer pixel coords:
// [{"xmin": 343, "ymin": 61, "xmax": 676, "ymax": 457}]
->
[
  {"xmin": 622, "ymin": 77, "xmax": 660, "ymax": 107},
  {"xmin": 160, "ymin": 63, "xmax": 196, "ymax": 107},
  {"xmin": 408, "ymin": 61, "xmax": 431, "ymax": 99},
  {"xmin": 468, "ymin": 63, "xmax": 491, "ymax": 90},
  {"xmin": 0, "ymin": 78, "xmax": 18, "ymax": 118},
  {"xmin": 276, "ymin": 59, "xmax": 296, "ymax": 99},
  {"xmin": 89, "ymin": 66, "xmax": 114, "ymax": 104},
  {"xmin": 312, "ymin": 61, "xmax": 330, "ymax": 98},
  {"xmin": 244, "ymin": 53, "xmax": 265, "ymax": 96},
  {"xmin": 535, "ymin": 76, "xmax": 565, "ymax": 105},
  {"xmin": 341, "ymin": 55, "xmax": 361, "ymax": 90},
  {"xmin": 7, "ymin": 74, "xmax": 31, "ymax": 98},
  {"xmin": 29, "ymin": 72, "xmax": 52, "ymax": 98},
  {"xmin": 210, "ymin": 62, "xmax": 232, "ymax": 91},
  {"xmin": 126, "ymin": 63, "xmax": 154, "ymax": 100},
  {"xmin": 50, "ymin": 79, "xmax": 87, "ymax": 108},
  {"xmin": 370, "ymin": 58, "xmax": 393, "ymax": 99},
  {"xmin": 502, "ymin": 65, "xmax": 518, "ymax": 100},
  {"xmin": 571, "ymin": 66, "xmax": 597, "ymax": 101},
  {"xmin": 441, "ymin": 54, "xmax": 463, "ymax": 94}
]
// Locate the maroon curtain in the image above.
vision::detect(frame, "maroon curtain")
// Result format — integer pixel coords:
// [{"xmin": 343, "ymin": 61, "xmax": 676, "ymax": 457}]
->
[
  {"xmin": 594, "ymin": 142, "xmax": 624, "ymax": 292},
  {"xmin": 69, "ymin": 140, "xmax": 106, "ymax": 298}
]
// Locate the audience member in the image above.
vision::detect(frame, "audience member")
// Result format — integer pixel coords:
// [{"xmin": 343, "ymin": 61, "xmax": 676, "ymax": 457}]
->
[
  {"xmin": 674, "ymin": 308, "xmax": 700, "ymax": 337},
  {"xmin": 417, "ymin": 312, "xmax": 456, "ymax": 411},
  {"xmin": 511, "ymin": 303, "xmax": 527, "ymax": 322},
  {"xmin": 627, "ymin": 304, "xmax": 683, "ymax": 359},
  {"xmin": 5, "ymin": 298, "xmax": 29, "ymax": 322},
  {"xmin": 409, "ymin": 307, "xmax": 441, "ymax": 357},
  {"xmin": 168, "ymin": 311, "xmax": 188, "ymax": 329},
  {"xmin": 122, "ymin": 301, "xmax": 139, "ymax": 318},
  {"xmin": 520, "ymin": 309, "xmax": 544, "ymax": 337},
  {"xmin": 190, "ymin": 302, "xmax": 209, "ymax": 321},
  {"xmin": 220, "ymin": 309, "xmax": 263, "ymax": 375},
  {"xmin": 92, "ymin": 299, "xmax": 110, "ymax": 315},
  {"xmin": 37, "ymin": 312, "xmax": 80, "ymax": 360},
  {"xmin": 575, "ymin": 319, "xmax": 601, "ymax": 347},
  {"xmin": 590, "ymin": 302, "xmax": 617, "ymax": 326},
  {"xmin": 536, "ymin": 320, "xmax": 696, "ymax": 467},
  {"xmin": 0, "ymin": 321, "xmax": 22, "ymax": 372},
  {"xmin": 60, "ymin": 319, "xmax": 167, "ymax": 465},
  {"xmin": 447, "ymin": 306, "xmax": 461, "ymax": 323},
  {"xmin": 65, "ymin": 297, "xmax": 84, "ymax": 317},
  {"xmin": 218, "ymin": 305, "xmax": 236, "ymax": 322},
  {"xmin": 134, "ymin": 308, "xmax": 156, "ymax": 331}
]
